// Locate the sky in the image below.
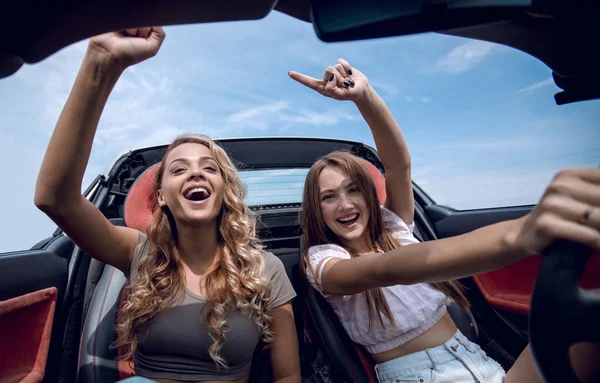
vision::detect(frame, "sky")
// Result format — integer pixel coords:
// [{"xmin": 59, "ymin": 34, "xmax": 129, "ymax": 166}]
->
[{"xmin": 0, "ymin": 11, "xmax": 598, "ymax": 253}]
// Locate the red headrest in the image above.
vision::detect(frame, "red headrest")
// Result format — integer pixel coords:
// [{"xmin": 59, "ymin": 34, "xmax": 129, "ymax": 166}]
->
[
  {"xmin": 123, "ymin": 159, "xmax": 386, "ymax": 232},
  {"xmin": 361, "ymin": 159, "xmax": 387, "ymax": 205},
  {"xmin": 124, "ymin": 164, "xmax": 160, "ymax": 233}
]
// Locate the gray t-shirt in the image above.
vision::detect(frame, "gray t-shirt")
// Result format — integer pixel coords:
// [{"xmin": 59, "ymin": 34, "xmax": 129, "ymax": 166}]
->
[{"xmin": 125, "ymin": 233, "xmax": 296, "ymax": 381}]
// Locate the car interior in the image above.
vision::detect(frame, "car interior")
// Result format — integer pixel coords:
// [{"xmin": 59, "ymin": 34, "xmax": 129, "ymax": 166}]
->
[
  {"xmin": 1, "ymin": 1, "xmax": 599, "ymax": 383},
  {"xmin": 2, "ymin": 137, "xmax": 598, "ymax": 383}
]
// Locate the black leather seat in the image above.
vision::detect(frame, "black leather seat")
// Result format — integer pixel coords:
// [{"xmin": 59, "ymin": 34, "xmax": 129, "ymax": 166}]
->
[
  {"xmin": 78, "ymin": 263, "xmax": 127, "ymax": 383},
  {"xmin": 77, "ymin": 217, "xmax": 128, "ymax": 383}
]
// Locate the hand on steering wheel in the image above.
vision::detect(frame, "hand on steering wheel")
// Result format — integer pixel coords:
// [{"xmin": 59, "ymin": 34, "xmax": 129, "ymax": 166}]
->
[
  {"xmin": 525, "ymin": 167, "xmax": 600, "ymax": 382},
  {"xmin": 506, "ymin": 168, "xmax": 600, "ymax": 257}
]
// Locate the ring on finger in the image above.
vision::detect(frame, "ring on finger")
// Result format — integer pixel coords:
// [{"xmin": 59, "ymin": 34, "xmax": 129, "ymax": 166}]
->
[{"xmin": 580, "ymin": 206, "xmax": 594, "ymax": 224}]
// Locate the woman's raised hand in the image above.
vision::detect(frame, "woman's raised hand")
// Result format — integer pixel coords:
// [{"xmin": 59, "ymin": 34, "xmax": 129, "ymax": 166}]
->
[
  {"xmin": 288, "ymin": 58, "xmax": 370, "ymax": 102},
  {"xmin": 88, "ymin": 27, "xmax": 166, "ymax": 69}
]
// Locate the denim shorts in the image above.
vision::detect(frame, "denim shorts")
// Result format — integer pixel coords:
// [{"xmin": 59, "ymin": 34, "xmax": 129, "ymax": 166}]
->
[
  {"xmin": 374, "ymin": 330, "xmax": 505, "ymax": 383},
  {"xmin": 116, "ymin": 377, "xmax": 156, "ymax": 383}
]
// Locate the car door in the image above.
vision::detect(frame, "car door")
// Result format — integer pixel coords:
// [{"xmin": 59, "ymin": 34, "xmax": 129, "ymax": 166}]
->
[
  {"xmin": 414, "ymin": 184, "xmax": 600, "ymax": 364},
  {"xmin": 0, "ymin": 177, "xmax": 106, "ymax": 383},
  {"xmin": 0, "ymin": 234, "xmax": 73, "ymax": 383}
]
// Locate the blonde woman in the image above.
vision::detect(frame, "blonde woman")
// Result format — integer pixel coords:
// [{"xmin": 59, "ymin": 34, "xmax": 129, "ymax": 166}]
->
[
  {"xmin": 35, "ymin": 27, "xmax": 300, "ymax": 383},
  {"xmin": 290, "ymin": 60, "xmax": 600, "ymax": 383}
]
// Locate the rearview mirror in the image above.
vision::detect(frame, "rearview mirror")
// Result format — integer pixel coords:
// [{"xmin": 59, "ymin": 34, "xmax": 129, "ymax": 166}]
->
[{"xmin": 310, "ymin": 0, "xmax": 533, "ymax": 42}]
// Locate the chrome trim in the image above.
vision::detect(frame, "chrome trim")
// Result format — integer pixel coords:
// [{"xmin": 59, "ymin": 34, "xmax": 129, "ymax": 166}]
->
[{"xmin": 84, "ymin": 180, "xmax": 101, "ymax": 201}]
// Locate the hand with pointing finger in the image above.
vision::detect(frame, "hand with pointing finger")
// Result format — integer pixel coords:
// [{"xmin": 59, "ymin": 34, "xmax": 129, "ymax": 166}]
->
[{"xmin": 288, "ymin": 58, "xmax": 371, "ymax": 102}]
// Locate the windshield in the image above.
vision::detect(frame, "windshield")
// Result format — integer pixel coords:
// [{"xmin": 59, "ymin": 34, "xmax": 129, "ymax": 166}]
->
[
  {"xmin": 0, "ymin": 13, "xmax": 598, "ymax": 252},
  {"xmin": 240, "ymin": 169, "xmax": 308, "ymax": 206}
]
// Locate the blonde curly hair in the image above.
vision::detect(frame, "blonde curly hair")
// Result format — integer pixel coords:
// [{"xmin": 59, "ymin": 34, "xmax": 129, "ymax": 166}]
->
[{"xmin": 114, "ymin": 134, "xmax": 273, "ymax": 366}]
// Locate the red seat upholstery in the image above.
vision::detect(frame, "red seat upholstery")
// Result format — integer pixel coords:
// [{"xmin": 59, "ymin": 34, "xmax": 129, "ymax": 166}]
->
[
  {"xmin": 473, "ymin": 252, "xmax": 600, "ymax": 316},
  {"xmin": 124, "ymin": 164, "xmax": 160, "ymax": 233},
  {"xmin": 0, "ymin": 288, "xmax": 57, "ymax": 383},
  {"xmin": 362, "ymin": 160, "xmax": 387, "ymax": 204}
]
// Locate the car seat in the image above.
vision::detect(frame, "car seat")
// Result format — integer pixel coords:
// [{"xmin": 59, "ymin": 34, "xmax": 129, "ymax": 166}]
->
[{"xmin": 77, "ymin": 165, "xmax": 272, "ymax": 382}]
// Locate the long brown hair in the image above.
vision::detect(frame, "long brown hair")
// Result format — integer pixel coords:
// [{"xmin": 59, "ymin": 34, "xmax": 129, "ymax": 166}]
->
[
  {"xmin": 301, "ymin": 151, "xmax": 469, "ymax": 328},
  {"xmin": 115, "ymin": 134, "xmax": 273, "ymax": 366}
]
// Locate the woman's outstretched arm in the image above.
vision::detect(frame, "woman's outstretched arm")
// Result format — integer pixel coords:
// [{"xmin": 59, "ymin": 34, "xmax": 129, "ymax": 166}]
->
[
  {"xmin": 316, "ymin": 168, "xmax": 600, "ymax": 295},
  {"xmin": 35, "ymin": 28, "xmax": 165, "ymax": 272}
]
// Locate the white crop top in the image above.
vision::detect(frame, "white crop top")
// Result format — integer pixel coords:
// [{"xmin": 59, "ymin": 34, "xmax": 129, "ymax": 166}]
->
[{"xmin": 305, "ymin": 206, "xmax": 448, "ymax": 354}]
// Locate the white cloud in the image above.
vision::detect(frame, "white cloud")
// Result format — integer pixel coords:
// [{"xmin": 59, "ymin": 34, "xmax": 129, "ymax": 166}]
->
[
  {"xmin": 11, "ymin": 40, "xmax": 357, "ymax": 178},
  {"xmin": 281, "ymin": 108, "xmax": 358, "ymax": 126},
  {"xmin": 401, "ymin": 95, "xmax": 430, "ymax": 103},
  {"xmin": 224, "ymin": 100, "xmax": 359, "ymax": 133},
  {"xmin": 227, "ymin": 101, "xmax": 291, "ymax": 124},
  {"xmin": 135, "ymin": 126, "xmax": 187, "ymax": 149},
  {"xmin": 517, "ymin": 78, "xmax": 554, "ymax": 93},
  {"xmin": 426, "ymin": 40, "xmax": 495, "ymax": 74},
  {"xmin": 412, "ymin": 163, "xmax": 453, "ymax": 180},
  {"xmin": 369, "ymin": 79, "xmax": 399, "ymax": 96}
]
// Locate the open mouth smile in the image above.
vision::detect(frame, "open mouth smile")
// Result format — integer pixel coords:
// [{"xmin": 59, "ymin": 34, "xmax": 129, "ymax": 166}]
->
[
  {"xmin": 183, "ymin": 186, "xmax": 211, "ymax": 202},
  {"xmin": 337, "ymin": 213, "xmax": 359, "ymax": 227}
]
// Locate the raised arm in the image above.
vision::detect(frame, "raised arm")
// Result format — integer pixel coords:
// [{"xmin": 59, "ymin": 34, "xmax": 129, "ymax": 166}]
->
[
  {"xmin": 289, "ymin": 59, "xmax": 414, "ymax": 223},
  {"xmin": 317, "ymin": 168, "xmax": 600, "ymax": 295},
  {"xmin": 34, "ymin": 28, "xmax": 165, "ymax": 272}
]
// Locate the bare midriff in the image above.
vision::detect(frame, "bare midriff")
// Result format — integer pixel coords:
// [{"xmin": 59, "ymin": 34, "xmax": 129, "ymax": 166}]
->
[{"xmin": 370, "ymin": 311, "xmax": 458, "ymax": 364}]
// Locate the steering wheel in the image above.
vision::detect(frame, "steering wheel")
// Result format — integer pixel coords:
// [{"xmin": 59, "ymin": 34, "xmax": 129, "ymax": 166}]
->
[{"xmin": 530, "ymin": 240, "xmax": 600, "ymax": 383}]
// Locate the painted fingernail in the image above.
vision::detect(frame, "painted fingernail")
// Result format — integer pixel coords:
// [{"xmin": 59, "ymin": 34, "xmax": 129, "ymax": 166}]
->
[
  {"xmin": 343, "ymin": 79, "xmax": 351, "ymax": 87},
  {"xmin": 349, "ymin": 79, "xmax": 355, "ymax": 85},
  {"xmin": 348, "ymin": 69, "xmax": 353, "ymax": 75},
  {"xmin": 329, "ymin": 73, "xmax": 334, "ymax": 82}
]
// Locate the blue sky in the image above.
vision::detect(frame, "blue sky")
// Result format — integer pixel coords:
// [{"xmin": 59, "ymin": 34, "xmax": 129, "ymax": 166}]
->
[{"xmin": 0, "ymin": 12, "xmax": 598, "ymax": 252}]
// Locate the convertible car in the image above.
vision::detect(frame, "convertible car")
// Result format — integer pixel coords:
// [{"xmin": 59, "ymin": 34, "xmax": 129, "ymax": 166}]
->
[{"xmin": 0, "ymin": 1, "xmax": 598, "ymax": 383}]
